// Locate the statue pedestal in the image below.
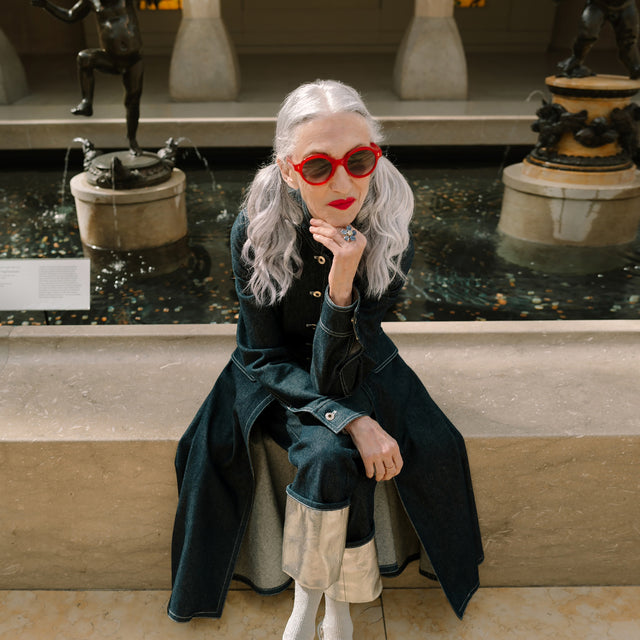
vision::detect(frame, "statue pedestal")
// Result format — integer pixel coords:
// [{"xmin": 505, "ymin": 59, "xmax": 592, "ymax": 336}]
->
[
  {"xmin": 70, "ymin": 169, "xmax": 189, "ymax": 277},
  {"xmin": 499, "ymin": 75, "xmax": 640, "ymax": 273}
]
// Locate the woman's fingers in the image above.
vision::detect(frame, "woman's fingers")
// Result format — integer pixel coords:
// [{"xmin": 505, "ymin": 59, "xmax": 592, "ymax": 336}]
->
[
  {"xmin": 374, "ymin": 455, "xmax": 402, "ymax": 481},
  {"xmin": 309, "ymin": 218, "xmax": 367, "ymax": 306},
  {"xmin": 345, "ymin": 416, "xmax": 404, "ymax": 482},
  {"xmin": 371, "ymin": 460, "xmax": 398, "ymax": 482},
  {"xmin": 309, "ymin": 218, "xmax": 366, "ymax": 254}
]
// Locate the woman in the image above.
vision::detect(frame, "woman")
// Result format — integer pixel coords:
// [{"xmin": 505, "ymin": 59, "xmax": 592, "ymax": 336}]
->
[{"xmin": 168, "ymin": 80, "xmax": 483, "ymax": 639}]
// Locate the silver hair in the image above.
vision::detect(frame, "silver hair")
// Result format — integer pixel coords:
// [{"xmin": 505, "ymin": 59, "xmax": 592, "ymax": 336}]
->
[{"xmin": 242, "ymin": 79, "xmax": 413, "ymax": 306}]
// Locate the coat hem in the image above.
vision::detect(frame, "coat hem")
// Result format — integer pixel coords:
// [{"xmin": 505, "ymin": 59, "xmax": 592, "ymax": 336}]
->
[
  {"xmin": 167, "ymin": 607, "xmax": 223, "ymax": 623},
  {"xmin": 232, "ymin": 573, "xmax": 293, "ymax": 596}
]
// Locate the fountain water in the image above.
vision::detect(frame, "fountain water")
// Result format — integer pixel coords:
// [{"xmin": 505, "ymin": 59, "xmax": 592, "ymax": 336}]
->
[{"xmin": 1, "ymin": 146, "xmax": 639, "ymax": 326}]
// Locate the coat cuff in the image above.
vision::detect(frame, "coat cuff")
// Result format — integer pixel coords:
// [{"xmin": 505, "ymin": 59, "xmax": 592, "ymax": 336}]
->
[
  {"xmin": 307, "ymin": 384, "xmax": 373, "ymax": 434},
  {"xmin": 318, "ymin": 286, "xmax": 359, "ymax": 339}
]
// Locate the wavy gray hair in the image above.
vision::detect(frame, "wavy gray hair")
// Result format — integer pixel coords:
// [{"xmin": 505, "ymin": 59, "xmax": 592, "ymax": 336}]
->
[{"xmin": 242, "ymin": 79, "xmax": 413, "ymax": 306}]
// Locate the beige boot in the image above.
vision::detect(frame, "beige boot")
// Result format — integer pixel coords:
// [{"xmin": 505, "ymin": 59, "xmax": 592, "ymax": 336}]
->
[
  {"xmin": 324, "ymin": 537, "xmax": 382, "ymax": 603},
  {"xmin": 281, "ymin": 493, "xmax": 348, "ymax": 590}
]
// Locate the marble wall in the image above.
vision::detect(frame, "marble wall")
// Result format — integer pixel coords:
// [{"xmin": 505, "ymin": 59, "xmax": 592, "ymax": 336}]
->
[
  {"xmin": 1, "ymin": 323, "xmax": 639, "ymax": 592},
  {"xmin": 2, "ymin": 436, "xmax": 639, "ymax": 590}
]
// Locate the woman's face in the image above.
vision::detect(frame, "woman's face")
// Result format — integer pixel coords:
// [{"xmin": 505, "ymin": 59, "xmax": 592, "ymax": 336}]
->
[{"xmin": 278, "ymin": 112, "xmax": 374, "ymax": 228}]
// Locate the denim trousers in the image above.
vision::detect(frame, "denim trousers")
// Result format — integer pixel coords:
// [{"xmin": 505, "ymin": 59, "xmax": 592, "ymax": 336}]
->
[{"xmin": 264, "ymin": 401, "xmax": 382, "ymax": 601}]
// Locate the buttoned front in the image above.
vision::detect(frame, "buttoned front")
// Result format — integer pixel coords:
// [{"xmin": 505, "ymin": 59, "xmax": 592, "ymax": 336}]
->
[
  {"xmin": 230, "ymin": 206, "xmax": 396, "ymax": 430},
  {"xmin": 168, "ymin": 209, "xmax": 483, "ymax": 624}
]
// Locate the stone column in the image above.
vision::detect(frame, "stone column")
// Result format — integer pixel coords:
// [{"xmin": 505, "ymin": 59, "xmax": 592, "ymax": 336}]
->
[
  {"xmin": 169, "ymin": 0, "xmax": 239, "ymax": 101},
  {"xmin": 393, "ymin": 0, "xmax": 467, "ymax": 100},
  {"xmin": 0, "ymin": 28, "xmax": 28, "ymax": 105}
]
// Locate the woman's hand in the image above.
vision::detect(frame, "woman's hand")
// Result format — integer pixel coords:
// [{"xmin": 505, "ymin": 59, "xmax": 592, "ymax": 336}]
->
[
  {"xmin": 344, "ymin": 415, "xmax": 403, "ymax": 481},
  {"xmin": 309, "ymin": 217, "xmax": 366, "ymax": 307}
]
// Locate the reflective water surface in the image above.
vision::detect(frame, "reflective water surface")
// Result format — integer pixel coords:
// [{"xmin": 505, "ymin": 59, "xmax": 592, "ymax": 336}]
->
[{"xmin": 1, "ymin": 147, "xmax": 639, "ymax": 325}]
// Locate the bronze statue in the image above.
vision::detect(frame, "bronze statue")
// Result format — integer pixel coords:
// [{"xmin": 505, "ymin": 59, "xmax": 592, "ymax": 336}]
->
[
  {"xmin": 557, "ymin": 0, "xmax": 640, "ymax": 79},
  {"xmin": 30, "ymin": 0, "xmax": 144, "ymax": 155}
]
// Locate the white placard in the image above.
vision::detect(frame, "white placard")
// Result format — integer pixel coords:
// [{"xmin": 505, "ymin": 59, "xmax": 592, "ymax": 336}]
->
[{"xmin": 0, "ymin": 259, "xmax": 91, "ymax": 311}]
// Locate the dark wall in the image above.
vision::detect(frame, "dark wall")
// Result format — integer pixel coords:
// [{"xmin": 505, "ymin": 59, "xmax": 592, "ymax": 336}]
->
[{"xmin": 1, "ymin": 0, "xmax": 86, "ymax": 55}]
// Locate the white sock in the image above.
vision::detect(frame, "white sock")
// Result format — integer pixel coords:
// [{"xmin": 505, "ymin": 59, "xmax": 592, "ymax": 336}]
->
[
  {"xmin": 282, "ymin": 582, "xmax": 323, "ymax": 640},
  {"xmin": 321, "ymin": 594, "xmax": 353, "ymax": 640}
]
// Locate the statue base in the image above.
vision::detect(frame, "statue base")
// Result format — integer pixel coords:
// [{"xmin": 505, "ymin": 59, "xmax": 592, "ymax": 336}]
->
[
  {"xmin": 70, "ymin": 168, "xmax": 189, "ymax": 277},
  {"xmin": 498, "ymin": 163, "xmax": 640, "ymax": 273},
  {"xmin": 85, "ymin": 150, "xmax": 175, "ymax": 190},
  {"xmin": 499, "ymin": 74, "xmax": 640, "ymax": 273}
]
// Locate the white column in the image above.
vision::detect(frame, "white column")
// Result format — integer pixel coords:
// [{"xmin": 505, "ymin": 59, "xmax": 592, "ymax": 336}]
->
[
  {"xmin": 169, "ymin": 0, "xmax": 239, "ymax": 101},
  {"xmin": 0, "ymin": 28, "xmax": 28, "ymax": 104},
  {"xmin": 393, "ymin": 0, "xmax": 467, "ymax": 100}
]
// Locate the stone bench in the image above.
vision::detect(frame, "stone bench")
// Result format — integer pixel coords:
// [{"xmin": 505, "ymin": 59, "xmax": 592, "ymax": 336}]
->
[{"xmin": 1, "ymin": 320, "xmax": 639, "ymax": 591}]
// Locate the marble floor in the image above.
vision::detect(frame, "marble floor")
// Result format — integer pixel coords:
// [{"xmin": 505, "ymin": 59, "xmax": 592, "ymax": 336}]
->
[{"xmin": 1, "ymin": 587, "xmax": 639, "ymax": 640}]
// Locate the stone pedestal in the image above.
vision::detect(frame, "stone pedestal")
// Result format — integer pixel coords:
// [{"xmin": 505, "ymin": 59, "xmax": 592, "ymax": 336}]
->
[
  {"xmin": 0, "ymin": 28, "xmax": 28, "ymax": 104},
  {"xmin": 169, "ymin": 0, "xmax": 239, "ymax": 101},
  {"xmin": 499, "ymin": 75, "xmax": 640, "ymax": 273},
  {"xmin": 70, "ymin": 169, "xmax": 189, "ymax": 276},
  {"xmin": 393, "ymin": 0, "xmax": 467, "ymax": 100}
]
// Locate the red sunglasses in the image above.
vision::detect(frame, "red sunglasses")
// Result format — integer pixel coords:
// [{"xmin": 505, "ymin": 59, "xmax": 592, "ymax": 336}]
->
[{"xmin": 288, "ymin": 143, "xmax": 382, "ymax": 185}]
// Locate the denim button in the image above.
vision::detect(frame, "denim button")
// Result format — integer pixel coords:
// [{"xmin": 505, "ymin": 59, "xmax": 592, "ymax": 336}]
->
[{"xmin": 325, "ymin": 411, "xmax": 336, "ymax": 421}]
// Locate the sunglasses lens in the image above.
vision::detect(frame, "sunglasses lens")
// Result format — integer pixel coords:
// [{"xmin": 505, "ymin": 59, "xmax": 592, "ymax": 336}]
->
[
  {"xmin": 347, "ymin": 149, "xmax": 377, "ymax": 176},
  {"xmin": 297, "ymin": 147, "xmax": 379, "ymax": 184},
  {"xmin": 301, "ymin": 158, "xmax": 333, "ymax": 184}
]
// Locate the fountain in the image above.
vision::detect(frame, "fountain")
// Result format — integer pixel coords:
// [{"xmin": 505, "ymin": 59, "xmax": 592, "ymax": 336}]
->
[
  {"xmin": 69, "ymin": 138, "xmax": 188, "ymax": 277},
  {"xmin": 3, "ymin": 1, "xmax": 638, "ymax": 325},
  {"xmin": 498, "ymin": 0, "xmax": 640, "ymax": 275},
  {"xmin": 31, "ymin": 0, "xmax": 189, "ymax": 277}
]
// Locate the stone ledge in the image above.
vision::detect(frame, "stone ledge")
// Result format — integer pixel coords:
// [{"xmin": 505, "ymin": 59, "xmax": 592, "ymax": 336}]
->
[
  {"xmin": 0, "ymin": 113, "xmax": 535, "ymax": 150},
  {"xmin": 2, "ymin": 320, "xmax": 639, "ymax": 440},
  {"xmin": 1, "ymin": 321, "xmax": 639, "ymax": 590}
]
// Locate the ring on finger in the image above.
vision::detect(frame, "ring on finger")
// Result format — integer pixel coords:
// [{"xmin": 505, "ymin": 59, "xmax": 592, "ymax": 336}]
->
[{"xmin": 341, "ymin": 225, "xmax": 357, "ymax": 242}]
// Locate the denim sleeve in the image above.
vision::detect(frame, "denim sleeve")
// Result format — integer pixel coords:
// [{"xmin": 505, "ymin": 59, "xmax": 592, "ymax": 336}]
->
[
  {"xmin": 310, "ymin": 288, "xmax": 364, "ymax": 397},
  {"xmin": 230, "ymin": 213, "xmax": 370, "ymax": 433},
  {"xmin": 311, "ymin": 237, "xmax": 415, "ymax": 396}
]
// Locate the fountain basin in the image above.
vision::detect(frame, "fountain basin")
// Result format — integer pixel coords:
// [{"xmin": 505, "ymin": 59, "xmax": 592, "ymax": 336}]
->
[
  {"xmin": 70, "ymin": 168, "xmax": 187, "ymax": 251},
  {"xmin": 500, "ymin": 163, "xmax": 640, "ymax": 248},
  {"xmin": 70, "ymin": 168, "xmax": 189, "ymax": 276},
  {"xmin": 499, "ymin": 161, "xmax": 640, "ymax": 274}
]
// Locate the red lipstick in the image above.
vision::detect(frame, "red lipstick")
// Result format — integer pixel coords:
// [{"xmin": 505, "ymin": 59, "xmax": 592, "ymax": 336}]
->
[{"xmin": 328, "ymin": 198, "xmax": 356, "ymax": 210}]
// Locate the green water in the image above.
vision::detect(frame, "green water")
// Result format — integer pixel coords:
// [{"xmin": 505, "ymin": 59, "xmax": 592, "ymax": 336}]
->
[{"xmin": 1, "ymin": 147, "xmax": 639, "ymax": 325}]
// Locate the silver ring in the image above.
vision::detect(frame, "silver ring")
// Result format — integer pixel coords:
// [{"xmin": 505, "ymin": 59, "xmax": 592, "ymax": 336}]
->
[{"xmin": 341, "ymin": 225, "xmax": 357, "ymax": 242}]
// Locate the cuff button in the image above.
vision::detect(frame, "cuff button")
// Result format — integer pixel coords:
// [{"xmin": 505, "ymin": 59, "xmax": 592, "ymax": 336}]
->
[{"xmin": 325, "ymin": 411, "xmax": 336, "ymax": 421}]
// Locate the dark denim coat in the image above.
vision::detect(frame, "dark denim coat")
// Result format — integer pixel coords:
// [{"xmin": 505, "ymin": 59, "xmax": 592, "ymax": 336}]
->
[{"xmin": 168, "ymin": 210, "xmax": 483, "ymax": 623}]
